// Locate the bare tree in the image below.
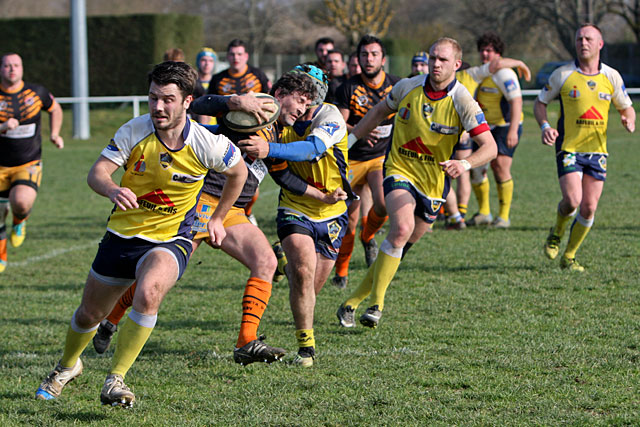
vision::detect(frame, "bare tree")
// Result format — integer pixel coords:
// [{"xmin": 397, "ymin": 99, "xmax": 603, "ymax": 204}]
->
[
  {"xmin": 608, "ymin": 0, "xmax": 640, "ymax": 42},
  {"xmin": 320, "ymin": 0, "xmax": 394, "ymax": 48}
]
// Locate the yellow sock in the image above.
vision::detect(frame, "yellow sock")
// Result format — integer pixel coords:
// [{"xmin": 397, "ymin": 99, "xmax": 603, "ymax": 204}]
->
[
  {"xmin": 61, "ymin": 325, "xmax": 97, "ymax": 368},
  {"xmin": 472, "ymin": 178, "xmax": 491, "ymax": 216},
  {"xmin": 344, "ymin": 263, "xmax": 376, "ymax": 308},
  {"xmin": 457, "ymin": 203, "xmax": 468, "ymax": 218},
  {"xmin": 553, "ymin": 211, "xmax": 573, "ymax": 238},
  {"xmin": 370, "ymin": 250, "xmax": 402, "ymax": 311},
  {"xmin": 496, "ymin": 179, "xmax": 513, "ymax": 221},
  {"xmin": 564, "ymin": 217, "xmax": 592, "ymax": 259},
  {"xmin": 110, "ymin": 313, "xmax": 155, "ymax": 378},
  {"xmin": 295, "ymin": 329, "xmax": 315, "ymax": 349}
]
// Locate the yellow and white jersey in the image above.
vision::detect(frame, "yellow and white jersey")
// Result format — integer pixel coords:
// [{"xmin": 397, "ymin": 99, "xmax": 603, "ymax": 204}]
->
[
  {"xmin": 476, "ymin": 67, "xmax": 523, "ymax": 127},
  {"xmin": 538, "ymin": 61, "xmax": 632, "ymax": 154},
  {"xmin": 100, "ymin": 115, "xmax": 241, "ymax": 243},
  {"xmin": 279, "ymin": 103, "xmax": 349, "ymax": 221},
  {"xmin": 385, "ymin": 75, "xmax": 490, "ymax": 200},
  {"xmin": 456, "ymin": 62, "xmax": 491, "ymax": 97}
]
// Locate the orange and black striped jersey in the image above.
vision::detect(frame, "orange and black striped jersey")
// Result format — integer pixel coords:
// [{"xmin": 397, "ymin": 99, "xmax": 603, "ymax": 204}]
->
[
  {"xmin": 0, "ymin": 81, "xmax": 56, "ymax": 167},
  {"xmin": 335, "ymin": 71, "xmax": 400, "ymax": 161},
  {"xmin": 207, "ymin": 65, "xmax": 270, "ymax": 96}
]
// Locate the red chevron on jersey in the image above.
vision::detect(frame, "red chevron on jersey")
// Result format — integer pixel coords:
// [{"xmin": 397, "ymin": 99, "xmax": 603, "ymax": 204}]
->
[
  {"xmin": 579, "ymin": 106, "xmax": 603, "ymax": 120},
  {"xmin": 138, "ymin": 189, "xmax": 175, "ymax": 206},
  {"xmin": 402, "ymin": 137, "xmax": 433, "ymax": 155}
]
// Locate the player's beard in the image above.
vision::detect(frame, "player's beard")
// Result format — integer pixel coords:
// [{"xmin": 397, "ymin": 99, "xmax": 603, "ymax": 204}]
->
[{"xmin": 362, "ymin": 65, "xmax": 382, "ymax": 80}]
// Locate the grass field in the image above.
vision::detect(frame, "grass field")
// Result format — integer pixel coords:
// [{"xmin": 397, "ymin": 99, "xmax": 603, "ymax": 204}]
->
[{"xmin": 1, "ymin": 102, "xmax": 639, "ymax": 425}]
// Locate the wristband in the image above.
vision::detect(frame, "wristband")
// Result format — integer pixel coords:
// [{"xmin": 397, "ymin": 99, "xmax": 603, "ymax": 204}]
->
[
  {"xmin": 540, "ymin": 122, "xmax": 551, "ymax": 131},
  {"xmin": 459, "ymin": 159, "xmax": 471, "ymax": 171},
  {"xmin": 347, "ymin": 133, "xmax": 358, "ymax": 149}
]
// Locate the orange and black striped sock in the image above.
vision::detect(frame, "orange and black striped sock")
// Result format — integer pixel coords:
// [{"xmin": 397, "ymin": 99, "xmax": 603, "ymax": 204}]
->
[
  {"xmin": 107, "ymin": 282, "xmax": 137, "ymax": 325},
  {"xmin": 244, "ymin": 193, "xmax": 259, "ymax": 216},
  {"xmin": 237, "ymin": 277, "xmax": 271, "ymax": 348},
  {"xmin": 360, "ymin": 208, "xmax": 387, "ymax": 243},
  {"xmin": 335, "ymin": 229, "xmax": 356, "ymax": 277}
]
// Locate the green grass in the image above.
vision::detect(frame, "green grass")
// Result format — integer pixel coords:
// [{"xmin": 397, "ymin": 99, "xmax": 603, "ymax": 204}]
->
[{"xmin": 1, "ymin": 103, "xmax": 639, "ymax": 425}]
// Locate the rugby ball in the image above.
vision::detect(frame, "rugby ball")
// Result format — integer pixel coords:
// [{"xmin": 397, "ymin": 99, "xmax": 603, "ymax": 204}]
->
[{"xmin": 223, "ymin": 94, "xmax": 280, "ymax": 133}]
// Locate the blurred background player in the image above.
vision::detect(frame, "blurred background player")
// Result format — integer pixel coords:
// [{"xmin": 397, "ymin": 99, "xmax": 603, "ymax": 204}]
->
[
  {"xmin": 347, "ymin": 51, "xmax": 361, "ymax": 78},
  {"xmin": 162, "ymin": 47, "xmax": 185, "ymax": 62},
  {"xmin": 324, "ymin": 49, "xmax": 347, "ymax": 104},
  {"xmin": 336, "ymin": 37, "xmax": 497, "ymax": 329},
  {"xmin": 239, "ymin": 65, "xmax": 353, "ymax": 367},
  {"xmin": 409, "ymin": 51, "xmax": 428, "ymax": 77},
  {"xmin": 0, "ymin": 52, "xmax": 64, "ymax": 273},
  {"xmin": 313, "ymin": 37, "xmax": 335, "ymax": 71},
  {"xmin": 535, "ymin": 23, "xmax": 635, "ymax": 272},
  {"xmin": 467, "ymin": 32, "xmax": 524, "ymax": 228},
  {"xmin": 208, "ymin": 39, "xmax": 272, "ymax": 225},
  {"xmin": 332, "ymin": 35, "xmax": 400, "ymax": 289},
  {"xmin": 192, "ymin": 47, "xmax": 218, "ymax": 124}
]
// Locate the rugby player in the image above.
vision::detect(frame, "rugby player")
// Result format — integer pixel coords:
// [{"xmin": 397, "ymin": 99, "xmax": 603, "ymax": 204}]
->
[
  {"xmin": 0, "ymin": 53, "xmax": 63, "ymax": 273},
  {"xmin": 535, "ymin": 23, "xmax": 635, "ymax": 271},
  {"xmin": 35, "ymin": 61, "xmax": 247, "ymax": 406},
  {"xmin": 336, "ymin": 37, "xmax": 497, "ymax": 329}
]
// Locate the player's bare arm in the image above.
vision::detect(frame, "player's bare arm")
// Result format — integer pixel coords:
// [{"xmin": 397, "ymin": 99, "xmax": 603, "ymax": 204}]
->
[
  {"xmin": 207, "ymin": 160, "xmax": 248, "ymax": 246},
  {"xmin": 533, "ymin": 99, "xmax": 559, "ymax": 146},
  {"xmin": 49, "ymin": 102, "xmax": 64, "ymax": 149},
  {"xmin": 507, "ymin": 96, "xmax": 523, "ymax": 148},
  {"xmin": 619, "ymin": 106, "xmax": 636, "ymax": 133},
  {"xmin": 87, "ymin": 155, "xmax": 139, "ymax": 211},
  {"xmin": 348, "ymin": 100, "xmax": 394, "ymax": 148},
  {"xmin": 489, "ymin": 57, "xmax": 531, "ymax": 81},
  {"xmin": 442, "ymin": 131, "xmax": 498, "ymax": 178}
]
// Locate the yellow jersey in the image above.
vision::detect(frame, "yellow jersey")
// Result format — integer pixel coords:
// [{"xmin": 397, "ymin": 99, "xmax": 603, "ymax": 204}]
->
[
  {"xmin": 538, "ymin": 61, "xmax": 632, "ymax": 154},
  {"xmin": 100, "ymin": 115, "xmax": 241, "ymax": 243},
  {"xmin": 476, "ymin": 67, "xmax": 523, "ymax": 126},
  {"xmin": 385, "ymin": 75, "xmax": 490, "ymax": 200}
]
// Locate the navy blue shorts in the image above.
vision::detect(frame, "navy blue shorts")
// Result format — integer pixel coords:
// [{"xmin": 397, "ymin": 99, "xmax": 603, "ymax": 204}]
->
[
  {"xmin": 382, "ymin": 176, "xmax": 443, "ymax": 224},
  {"xmin": 556, "ymin": 151, "xmax": 607, "ymax": 181},
  {"xmin": 90, "ymin": 232, "xmax": 193, "ymax": 286},
  {"xmin": 276, "ymin": 209, "xmax": 348, "ymax": 261},
  {"xmin": 472, "ymin": 124, "xmax": 522, "ymax": 157}
]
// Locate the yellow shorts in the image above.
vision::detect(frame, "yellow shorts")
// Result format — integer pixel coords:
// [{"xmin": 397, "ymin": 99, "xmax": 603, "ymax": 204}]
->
[
  {"xmin": 192, "ymin": 192, "xmax": 249, "ymax": 240},
  {"xmin": 348, "ymin": 156, "xmax": 384, "ymax": 187},
  {"xmin": 0, "ymin": 160, "xmax": 42, "ymax": 196}
]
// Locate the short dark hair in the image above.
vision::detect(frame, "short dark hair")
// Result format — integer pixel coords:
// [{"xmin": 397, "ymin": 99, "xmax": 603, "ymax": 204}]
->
[
  {"xmin": 477, "ymin": 32, "xmax": 505, "ymax": 56},
  {"xmin": 1, "ymin": 52, "xmax": 21, "ymax": 65},
  {"xmin": 148, "ymin": 61, "xmax": 198, "ymax": 99},
  {"xmin": 163, "ymin": 48, "xmax": 184, "ymax": 62},
  {"xmin": 315, "ymin": 37, "xmax": 334, "ymax": 49},
  {"xmin": 227, "ymin": 39, "xmax": 247, "ymax": 53},
  {"xmin": 348, "ymin": 51, "xmax": 358, "ymax": 62},
  {"xmin": 270, "ymin": 71, "xmax": 317, "ymax": 102},
  {"xmin": 357, "ymin": 35, "xmax": 386, "ymax": 57},
  {"xmin": 327, "ymin": 49, "xmax": 344, "ymax": 58}
]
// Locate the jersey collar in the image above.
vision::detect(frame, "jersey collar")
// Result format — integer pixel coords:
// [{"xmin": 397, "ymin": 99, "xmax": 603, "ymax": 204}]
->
[{"xmin": 423, "ymin": 75, "xmax": 456, "ymax": 101}]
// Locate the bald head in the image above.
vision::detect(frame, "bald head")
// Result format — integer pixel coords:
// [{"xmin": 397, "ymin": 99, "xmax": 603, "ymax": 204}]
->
[{"xmin": 575, "ymin": 24, "xmax": 603, "ymax": 63}]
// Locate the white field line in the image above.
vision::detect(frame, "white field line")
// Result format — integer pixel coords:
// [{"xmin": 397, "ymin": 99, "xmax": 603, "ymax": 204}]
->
[{"xmin": 11, "ymin": 240, "xmax": 100, "ymax": 267}]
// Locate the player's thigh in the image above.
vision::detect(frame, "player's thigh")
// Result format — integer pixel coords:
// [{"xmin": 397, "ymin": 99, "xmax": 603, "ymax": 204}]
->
[
  {"xmin": 77, "ymin": 273, "xmax": 130, "ymax": 326},
  {"xmin": 134, "ymin": 248, "xmax": 183, "ymax": 312},
  {"xmin": 559, "ymin": 172, "xmax": 583, "ymax": 206},
  {"xmin": 385, "ymin": 189, "xmax": 417, "ymax": 242},
  {"xmin": 366, "ymin": 168, "xmax": 385, "ymax": 210},
  {"xmin": 282, "ymin": 233, "xmax": 317, "ymax": 286},
  {"xmin": 220, "ymin": 222, "xmax": 275, "ymax": 273}
]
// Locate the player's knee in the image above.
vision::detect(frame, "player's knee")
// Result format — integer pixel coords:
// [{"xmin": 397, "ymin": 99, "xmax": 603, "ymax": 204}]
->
[
  {"xmin": 253, "ymin": 251, "xmax": 277, "ymax": 277},
  {"xmin": 470, "ymin": 167, "xmax": 487, "ymax": 184},
  {"xmin": 75, "ymin": 305, "xmax": 104, "ymax": 328}
]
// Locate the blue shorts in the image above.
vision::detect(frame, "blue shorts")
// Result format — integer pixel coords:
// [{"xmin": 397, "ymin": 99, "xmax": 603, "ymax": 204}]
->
[
  {"xmin": 454, "ymin": 135, "xmax": 473, "ymax": 151},
  {"xmin": 90, "ymin": 232, "xmax": 193, "ymax": 286},
  {"xmin": 276, "ymin": 209, "xmax": 348, "ymax": 261},
  {"xmin": 382, "ymin": 177, "xmax": 443, "ymax": 224},
  {"xmin": 472, "ymin": 124, "xmax": 522, "ymax": 157},
  {"xmin": 556, "ymin": 151, "xmax": 607, "ymax": 181}
]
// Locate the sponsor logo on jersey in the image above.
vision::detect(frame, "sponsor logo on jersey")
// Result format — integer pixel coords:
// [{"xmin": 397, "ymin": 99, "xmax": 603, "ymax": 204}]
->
[
  {"xmin": 475, "ymin": 112, "xmax": 486, "ymax": 124},
  {"xmin": 587, "ymin": 80, "xmax": 596, "ymax": 91},
  {"xmin": 106, "ymin": 139, "xmax": 120, "ymax": 152},
  {"xmin": 223, "ymin": 83, "xmax": 232, "ymax": 93},
  {"xmin": 480, "ymin": 86, "xmax": 499, "ymax": 93},
  {"xmin": 422, "ymin": 103, "xmax": 433, "ymax": 118},
  {"xmin": 577, "ymin": 106, "xmax": 604, "ymax": 126},
  {"xmin": 598, "ymin": 92, "xmax": 612, "ymax": 101},
  {"xmin": 137, "ymin": 189, "xmax": 177, "ymax": 215},
  {"xmin": 319, "ymin": 122, "xmax": 340, "ymax": 136},
  {"xmin": 399, "ymin": 136, "xmax": 435, "ymax": 162},
  {"xmin": 398, "ymin": 105, "xmax": 411, "ymax": 121},
  {"xmin": 0, "ymin": 101, "xmax": 7, "ymax": 111},
  {"xmin": 247, "ymin": 80, "xmax": 255, "ymax": 89},
  {"xmin": 24, "ymin": 96, "xmax": 35, "ymax": 106},
  {"xmin": 159, "ymin": 152, "xmax": 173, "ymax": 169},
  {"xmin": 504, "ymin": 79, "xmax": 517, "ymax": 92},
  {"xmin": 327, "ymin": 219, "xmax": 342, "ymax": 242},
  {"xmin": 568, "ymin": 86, "xmax": 580, "ymax": 98},
  {"xmin": 133, "ymin": 155, "xmax": 146, "ymax": 173},
  {"xmin": 430, "ymin": 122, "xmax": 459, "ymax": 135},
  {"xmin": 356, "ymin": 95, "xmax": 369, "ymax": 107},
  {"xmin": 223, "ymin": 143, "xmax": 238, "ymax": 167},
  {"xmin": 543, "ymin": 84, "xmax": 551, "ymax": 92},
  {"xmin": 171, "ymin": 173, "xmax": 203, "ymax": 183}
]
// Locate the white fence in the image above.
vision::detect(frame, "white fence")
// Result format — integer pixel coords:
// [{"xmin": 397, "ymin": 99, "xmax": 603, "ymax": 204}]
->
[{"xmin": 57, "ymin": 89, "xmax": 640, "ymax": 119}]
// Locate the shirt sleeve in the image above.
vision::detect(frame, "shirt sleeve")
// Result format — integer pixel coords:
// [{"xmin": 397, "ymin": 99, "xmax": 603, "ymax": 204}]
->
[
  {"xmin": 602, "ymin": 65, "xmax": 633, "ymax": 111},
  {"xmin": 492, "ymin": 68, "xmax": 522, "ymax": 101},
  {"xmin": 451, "ymin": 83, "xmax": 490, "ymax": 136},
  {"xmin": 537, "ymin": 67, "xmax": 566, "ymax": 104},
  {"xmin": 100, "ymin": 118, "xmax": 144, "ymax": 166},
  {"xmin": 464, "ymin": 62, "xmax": 491, "ymax": 83},
  {"xmin": 307, "ymin": 104, "xmax": 347, "ymax": 150},
  {"xmin": 385, "ymin": 75, "xmax": 424, "ymax": 111}
]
